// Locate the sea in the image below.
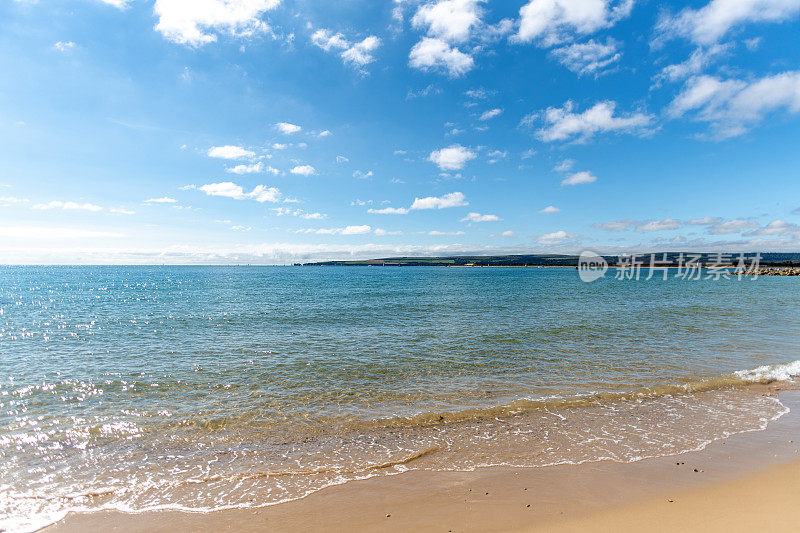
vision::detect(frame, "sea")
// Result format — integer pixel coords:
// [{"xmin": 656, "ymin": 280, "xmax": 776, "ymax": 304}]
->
[{"xmin": 1, "ymin": 265, "xmax": 799, "ymax": 531}]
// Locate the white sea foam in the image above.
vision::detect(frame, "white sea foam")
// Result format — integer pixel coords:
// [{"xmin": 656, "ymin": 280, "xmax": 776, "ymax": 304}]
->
[{"xmin": 735, "ymin": 360, "xmax": 800, "ymax": 383}]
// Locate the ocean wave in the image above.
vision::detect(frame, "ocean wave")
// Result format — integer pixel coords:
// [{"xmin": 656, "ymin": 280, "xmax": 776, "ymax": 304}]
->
[{"xmin": 735, "ymin": 359, "xmax": 800, "ymax": 383}]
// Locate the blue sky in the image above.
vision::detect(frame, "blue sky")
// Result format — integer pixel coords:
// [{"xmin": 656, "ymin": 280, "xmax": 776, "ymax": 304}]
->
[{"xmin": 1, "ymin": 0, "xmax": 799, "ymax": 264}]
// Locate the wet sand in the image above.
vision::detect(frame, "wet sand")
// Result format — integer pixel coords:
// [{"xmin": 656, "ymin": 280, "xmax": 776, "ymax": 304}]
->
[{"xmin": 45, "ymin": 387, "xmax": 800, "ymax": 533}]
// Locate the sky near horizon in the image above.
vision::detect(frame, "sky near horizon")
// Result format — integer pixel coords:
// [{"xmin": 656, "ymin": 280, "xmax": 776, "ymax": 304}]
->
[{"xmin": 1, "ymin": 0, "xmax": 799, "ymax": 264}]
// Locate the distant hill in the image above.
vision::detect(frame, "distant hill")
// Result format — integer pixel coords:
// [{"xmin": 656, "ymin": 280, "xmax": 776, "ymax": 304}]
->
[{"xmin": 299, "ymin": 253, "xmax": 800, "ymax": 267}]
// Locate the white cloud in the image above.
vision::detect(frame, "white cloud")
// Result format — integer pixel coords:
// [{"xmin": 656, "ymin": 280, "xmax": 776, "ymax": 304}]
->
[
  {"xmin": 32, "ymin": 201, "xmax": 103, "ymax": 212},
  {"xmin": 230, "ymin": 225, "xmax": 252, "ymax": 231},
  {"xmin": 668, "ymin": 71, "xmax": 800, "ymax": 139},
  {"xmin": 412, "ymin": 0, "xmax": 484, "ymax": 43},
  {"xmin": 554, "ymin": 159, "xmax": 575, "ymax": 172},
  {"xmin": 0, "ymin": 196, "xmax": 29, "ymax": 204},
  {"xmin": 656, "ymin": 0, "xmax": 800, "ymax": 45},
  {"xmin": 479, "ymin": 108, "xmax": 503, "ymax": 120},
  {"xmin": 708, "ymin": 218, "xmax": 759, "ymax": 234},
  {"xmin": 336, "ymin": 155, "xmax": 349, "ymax": 163},
  {"xmin": 272, "ymin": 207, "xmax": 327, "ymax": 219},
  {"xmin": 208, "ymin": 145, "xmax": 256, "ymax": 159},
  {"xmin": 97, "ymin": 0, "xmax": 131, "ymax": 7},
  {"xmin": 311, "ymin": 29, "xmax": 381, "ymax": 69},
  {"xmin": 368, "ymin": 206, "xmax": 410, "ymax": 215},
  {"xmin": 561, "ymin": 171, "xmax": 597, "ymax": 185},
  {"xmin": 145, "ymin": 197, "xmax": 178, "ymax": 204},
  {"xmin": 410, "ymin": 191, "xmax": 469, "ymax": 210},
  {"xmin": 341, "ymin": 36, "xmax": 382, "ymax": 67},
  {"xmin": 654, "ymin": 43, "xmax": 731, "ymax": 85},
  {"xmin": 634, "ymin": 218, "xmax": 682, "ymax": 231},
  {"xmin": 428, "ymin": 144, "xmax": 477, "ymax": 170},
  {"xmin": 537, "ymin": 229, "xmax": 576, "ymax": 244},
  {"xmin": 409, "ymin": 37, "xmax": 475, "ymax": 77},
  {"xmin": 110, "ymin": 208, "xmax": 135, "ymax": 215},
  {"xmin": 374, "ymin": 228, "xmax": 404, "ymax": 236},
  {"xmin": 429, "ymin": 230, "xmax": 466, "ymax": 235},
  {"xmin": 407, "ymin": 84, "xmax": 442, "ymax": 99},
  {"xmin": 153, "ymin": 0, "xmax": 280, "ymax": 46},
  {"xmin": 53, "ymin": 41, "xmax": 76, "ymax": 52},
  {"xmin": 341, "ymin": 225, "xmax": 372, "ymax": 235},
  {"xmin": 501, "ymin": 230, "xmax": 517, "ymax": 237},
  {"xmin": 551, "ymin": 39, "xmax": 621, "ymax": 76},
  {"xmin": 539, "ymin": 205, "xmax": 560, "ymax": 214},
  {"xmin": 526, "ymin": 100, "xmax": 653, "ymax": 142},
  {"xmin": 290, "ymin": 165, "xmax": 316, "ymax": 176},
  {"xmin": 318, "ymin": 130, "xmax": 332, "ymax": 137},
  {"xmin": 272, "ymin": 143, "xmax": 287, "ymax": 150},
  {"xmin": 275, "ymin": 122, "xmax": 301, "ymax": 134},
  {"xmin": 514, "ymin": 0, "xmax": 633, "ymax": 46},
  {"xmin": 486, "ymin": 149, "xmax": 507, "ymax": 163},
  {"xmin": 353, "ymin": 170, "xmax": 374, "ymax": 179},
  {"xmin": 745, "ymin": 219, "xmax": 800, "ymax": 236},
  {"xmin": 198, "ymin": 182, "xmax": 282, "ymax": 203},
  {"xmin": 460, "ymin": 212, "xmax": 500, "ymax": 222},
  {"xmin": 594, "ymin": 219, "xmax": 634, "ymax": 231},
  {"xmin": 227, "ymin": 162, "xmax": 280, "ymax": 174}
]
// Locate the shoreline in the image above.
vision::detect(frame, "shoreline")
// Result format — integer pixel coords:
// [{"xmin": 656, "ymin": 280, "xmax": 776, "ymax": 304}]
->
[{"xmin": 45, "ymin": 386, "xmax": 800, "ymax": 533}]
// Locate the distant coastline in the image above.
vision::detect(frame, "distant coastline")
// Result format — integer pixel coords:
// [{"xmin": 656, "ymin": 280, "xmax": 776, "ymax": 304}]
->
[{"xmin": 299, "ymin": 252, "xmax": 800, "ymax": 269}]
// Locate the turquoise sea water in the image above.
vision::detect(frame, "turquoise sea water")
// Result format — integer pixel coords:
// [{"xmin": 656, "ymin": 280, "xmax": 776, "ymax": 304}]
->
[{"xmin": 2, "ymin": 266, "xmax": 799, "ymax": 531}]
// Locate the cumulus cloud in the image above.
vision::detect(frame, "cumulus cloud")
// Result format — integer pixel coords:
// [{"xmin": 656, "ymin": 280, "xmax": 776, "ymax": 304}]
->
[
  {"xmin": 290, "ymin": 165, "xmax": 316, "ymax": 176},
  {"xmin": 428, "ymin": 144, "xmax": 477, "ymax": 170},
  {"xmin": 368, "ymin": 206, "xmax": 410, "ymax": 215},
  {"xmin": 311, "ymin": 29, "xmax": 381, "ymax": 69},
  {"xmin": 353, "ymin": 170, "xmax": 374, "ymax": 179},
  {"xmin": 429, "ymin": 230, "xmax": 466, "ymax": 235},
  {"xmin": 145, "ymin": 197, "xmax": 178, "ymax": 204},
  {"xmin": 550, "ymin": 38, "xmax": 621, "ymax": 76},
  {"xmin": 0, "ymin": 196, "xmax": 29, "ymax": 204},
  {"xmin": 275, "ymin": 122, "xmax": 301, "ymax": 134},
  {"xmin": 744, "ymin": 219, "xmax": 800, "ymax": 236},
  {"xmin": 634, "ymin": 218, "xmax": 682, "ymax": 231},
  {"xmin": 272, "ymin": 207, "xmax": 327, "ymax": 220},
  {"xmin": 409, "ymin": 37, "xmax": 475, "ymax": 77},
  {"xmin": 525, "ymin": 100, "xmax": 653, "ymax": 142},
  {"xmin": 227, "ymin": 162, "xmax": 280, "ymax": 175},
  {"xmin": 479, "ymin": 108, "xmax": 503, "ymax": 120},
  {"xmin": 537, "ymin": 230, "xmax": 576, "ymax": 244},
  {"xmin": 53, "ymin": 41, "xmax": 76, "ymax": 52},
  {"xmin": 460, "ymin": 212, "xmax": 500, "ymax": 222},
  {"xmin": 98, "ymin": 0, "xmax": 131, "ymax": 7},
  {"xmin": 655, "ymin": 0, "xmax": 800, "ymax": 45},
  {"xmin": 594, "ymin": 219, "xmax": 634, "ymax": 231},
  {"xmin": 539, "ymin": 205, "xmax": 560, "ymax": 214},
  {"xmin": 153, "ymin": 0, "xmax": 280, "ymax": 46},
  {"xmin": 208, "ymin": 145, "xmax": 256, "ymax": 159},
  {"xmin": 514, "ymin": 0, "xmax": 634, "ymax": 46},
  {"xmin": 412, "ymin": 0, "xmax": 484, "ymax": 43},
  {"xmin": 561, "ymin": 171, "xmax": 597, "ymax": 185},
  {"xmin": 707, "ymin": 218, "xmax": 759, "ymax": 234},
  {"xmin": 668, "ymin": 70, "xmax": 800, "ymax": 139},
  {"xmin": 593, "ymin": 216, "xmax": 766, "ymax": 235},
  {"xmin": 410, "ymin": 191, "xmax": 469, "ymax": 210},
  {"xmin": 500, "ymin": 230, "xmax": 517, "ymax": 237},
  {"xmin": 32, "ymin": 201, "xmax": 103, "ymax": 212},
  {"xmin": 654, "ymin": 43, "xmax": 731, "ymax": 85},
  {"xmin": 198, "ymin": 182, "xmax": 283, "ymax": 203},
  {"xmin": 298, "ymin": 225, "xmax": 372, "ymax": 235}
]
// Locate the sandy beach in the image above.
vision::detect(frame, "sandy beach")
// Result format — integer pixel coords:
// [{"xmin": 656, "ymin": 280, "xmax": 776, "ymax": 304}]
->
[{"xmin": 45, "ymin": 386, "xmax": 800, "ymax": 533}]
